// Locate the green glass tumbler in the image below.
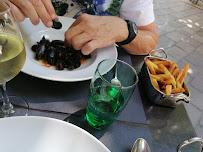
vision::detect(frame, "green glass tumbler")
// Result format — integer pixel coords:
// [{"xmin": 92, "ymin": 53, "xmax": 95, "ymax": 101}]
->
[{"xmin": 86, "ymin": 59, "xmax": 139, "ymax": 130}]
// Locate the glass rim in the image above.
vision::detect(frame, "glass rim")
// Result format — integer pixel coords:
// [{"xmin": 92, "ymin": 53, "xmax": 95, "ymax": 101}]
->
[
  {"xmin": 0, "ymin": 0, "xmax": 11, "ymax": 15},
  {"xmin": 97, "ymin": 59, "xmax": 139, "ymax": 90}
]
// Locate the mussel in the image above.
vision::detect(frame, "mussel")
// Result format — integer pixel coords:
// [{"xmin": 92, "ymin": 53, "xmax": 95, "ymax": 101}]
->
[
  {"xmin": 56, "ymin": 60, "xmax": 66, "ymax": 70},
  {"xmin": 52, "ymin": 19, "xmax": 62, "ymax": 29},
  {"xmin": 31, "ymin": 44, "xmax": 41, "ymax": 52},
  {"xmin": 31, "ymin": 36, "xmax": 91, "ymax": 70},
  {"xmin": 35, "ymin": 45, "xmax": 46, "ymax": 59},
  {"xmin": 33, "ymin": 36, "xmax": 50, "ymax": 59},
  {"xmin": 46, "ymin": 47, "xmax": 59, "ymax": 65}
]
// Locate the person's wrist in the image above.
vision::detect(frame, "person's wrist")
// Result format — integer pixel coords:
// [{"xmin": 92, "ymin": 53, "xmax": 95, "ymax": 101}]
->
[
  {"xmin": 115, "ymin": 19, "xmax": 129, "ymax": 43},
  {"xmin": 116, "ymin": 20, "xmax": 138, "ymax": 46}
]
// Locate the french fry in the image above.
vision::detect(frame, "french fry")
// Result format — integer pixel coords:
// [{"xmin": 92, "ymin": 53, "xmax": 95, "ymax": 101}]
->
[
  {"xmin": 154, "ymin": 74, "xmax": 171, "ymax": 79},
  {"xmin": 152, "ymin": 64, "xmax": 164, "ymax": 73},
  {"xmin": 165, "ymin": 85, "xmax": 172, "ymax": 95},
  {"xmin": 160, "ymin": 85, "xmax": 166, "ymax": 90},
  {"xmin": 154, "ymin": 68, "xmax": 164, "ymax": 74},
  {"xmin": 172, "ymin": 68, "xmax": 181, "ymax": 78},
  {"xmin": 171, "ymin": 88, "xmax": 185, "ymax": 94},
  {"xmin": 160, "ymin": 79, "xmax": 172, "ymax": 86},
  {"xmin": 150, "ymin": 74, "xmax": 164, "ymax": 81},
  {"xmin": 152, "ymin": 60, "xmax": 171, "ymax": 67},
  {"xmin": 146, "ymin": 58, "xmax": 189, "ymax": 95},
  {"xmin": 165, "ymin": 79, "xmax": 172, "ymax": 85},
  {"xmin": 147, "ymin": 59, "xmax": 163, "ymax": 73},
  {"xmin": 145, "ymin": 59, "xmax": 156, "ymax": 75},
  {"xmin": 158, "ymin": 64, "xmax": 177, "ymax": 89},
  {"xmin": 177, "ymin": 81, "xmax": 182, "ymax": 88},
  {"xmin": 179, "ymin": 64, "xmax": 189, "ymax": 85},
  {"xmin": 151, "ymin": 78, "xmax": 160, "ymax": 90},
  {"xmin": 168, "ymin": 62, "xmax": 177, "ymax": 73},
  {"xmin": 176, "ymin": 71, "xmax": 183, "ymax": 82}
]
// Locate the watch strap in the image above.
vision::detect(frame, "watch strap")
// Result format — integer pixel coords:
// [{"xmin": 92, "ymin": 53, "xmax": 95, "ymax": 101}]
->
[{"xmin": 116, "ymin": 20, "xmax": 137, "ymax": 46}]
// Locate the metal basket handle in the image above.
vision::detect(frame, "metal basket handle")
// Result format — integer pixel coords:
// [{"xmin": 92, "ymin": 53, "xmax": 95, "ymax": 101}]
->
[
  {"xmin": 173, "ymin": 93, "xmax": 191, "ymax": 104},
  {"xmin": 177, "ymin": 137, "xmax": 203, "ymax": 152},
  {"xmin": 149, "ymin": 48, "xmax": 168, "ymax": 59}
]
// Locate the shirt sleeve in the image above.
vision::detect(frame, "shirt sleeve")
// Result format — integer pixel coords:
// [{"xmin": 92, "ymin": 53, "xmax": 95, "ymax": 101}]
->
[{"xmin": 119, "ymin": 0, "xmax": 155, "ymax": 26}]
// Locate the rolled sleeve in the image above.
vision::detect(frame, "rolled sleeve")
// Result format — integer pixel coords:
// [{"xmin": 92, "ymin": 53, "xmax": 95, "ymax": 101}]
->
[{"xmin": 119, "ymin": 0, "xmax": 155, "ymax": 26}]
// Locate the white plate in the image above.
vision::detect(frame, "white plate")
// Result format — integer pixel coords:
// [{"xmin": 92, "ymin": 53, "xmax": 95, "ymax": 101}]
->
[
  {"xmin": 0, "ymin": 116, "xmax": 110, "ymax": 152},
  {"xmin": 18, "ymin": 17, "xmax": 118, "ymax": 82}
]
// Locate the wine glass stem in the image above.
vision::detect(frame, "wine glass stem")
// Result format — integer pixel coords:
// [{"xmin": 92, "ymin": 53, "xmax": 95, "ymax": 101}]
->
[{"xmin": 0, "ymin": 83, "xmax": 14, "ymax": 116}]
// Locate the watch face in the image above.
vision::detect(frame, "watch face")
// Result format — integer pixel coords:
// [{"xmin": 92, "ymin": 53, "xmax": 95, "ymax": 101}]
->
[{"xmin": 132, "ymin": 23, "xmax": 138, "ymax": 34}]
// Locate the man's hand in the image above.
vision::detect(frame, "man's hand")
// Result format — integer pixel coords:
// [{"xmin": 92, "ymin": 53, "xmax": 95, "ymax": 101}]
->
[
  {"xmin": 65, "ymin": 14, "xmax": 128, "ymax": 55},
  {"xmin": 9, "ymin": 0, "xmax": 58, "ymax": 27}
]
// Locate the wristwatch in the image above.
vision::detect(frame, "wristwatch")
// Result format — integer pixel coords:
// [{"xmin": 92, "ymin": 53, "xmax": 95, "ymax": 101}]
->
[{"xmin": 116, "ymin": 20, "xmax": 138, "ymax": 45}]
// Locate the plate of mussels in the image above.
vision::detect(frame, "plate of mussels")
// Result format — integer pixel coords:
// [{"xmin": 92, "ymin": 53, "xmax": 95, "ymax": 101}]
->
[{"xmin": 18, "ymin": 16, "xmax": 118, "ymax": 82}]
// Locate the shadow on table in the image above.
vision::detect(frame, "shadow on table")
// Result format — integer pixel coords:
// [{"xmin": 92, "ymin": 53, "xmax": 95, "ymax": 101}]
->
[
  {"xmin": 7, "ymin": 72, "xmax": 90, "ymax": 104},
  {"xmin": 63, "ymin": 109, "xmax": 108, "ymax": 139},
  {"xmin": 63, "ymin": 109, "xmax": 134, "ymax": 152}
]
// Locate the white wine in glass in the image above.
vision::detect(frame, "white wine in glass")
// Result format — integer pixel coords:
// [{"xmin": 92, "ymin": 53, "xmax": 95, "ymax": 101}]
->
[{"xmin": 0, "ymin": 0, "xmax": 28, "ymax": 117}]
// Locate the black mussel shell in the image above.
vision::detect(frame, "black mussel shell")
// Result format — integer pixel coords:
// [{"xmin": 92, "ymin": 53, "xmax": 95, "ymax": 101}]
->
[
  {"xmin": 70, "ymin": 49, "xmax": 80, "ymax": 59},
  {"xmin": 46, "ymin": 47, "xmax": 59, "ymax": 65},
  {"xmin": 49, "ymin": 40, "xmax": 64, "ymax": 48},
  {"xmin": 31, "ymin": 44, "xmax": 41, "ymax": 52},
  {"xmin": 58, "ymin": 47, "xmax": 68, "ymax": 60},
  {"xmin": 66, "ymin": 57, "xmax": 76, "ymax": 69},
  {"xmin": 80, "ymin": 51, "xmax": 91, "ymax": 59},
  {"xmin": 56, "ymin": 60, "xmax": 66, "ymax": 70},
  {"xmin": 35, "ymin": 45, "xmax": 46, "ymax": 59},
  {"xmin": 38, "ymin": 36, "xmax": 50, "ymax": 45},
  {"xmin": 52, "ymin": 19, "xmax": 62, "ymax": 29},
  {"xmin": 82, "ymin": 54, "xmax": 91, "ymax": 59},
  {"xmin": 74, "ymin": 61, "xmax": 81, "ymax": 69}
]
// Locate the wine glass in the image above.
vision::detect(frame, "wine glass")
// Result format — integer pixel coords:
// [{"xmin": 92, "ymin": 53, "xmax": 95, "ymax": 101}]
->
[{"xmin": 0, "ymin": 0, "xmax": 28, "ymax": 118}]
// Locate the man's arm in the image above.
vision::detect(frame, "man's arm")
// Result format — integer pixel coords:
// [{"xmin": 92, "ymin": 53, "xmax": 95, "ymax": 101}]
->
[
  {"xmin": 120, "ymin": 22, "xmax": 159, "ymax": 55},
  {"xmin": 65, "ymin": 14, "xmax": 158, "ymax": 55}
]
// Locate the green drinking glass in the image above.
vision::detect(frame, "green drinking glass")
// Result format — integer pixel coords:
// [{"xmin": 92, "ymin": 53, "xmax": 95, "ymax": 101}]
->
[{"xmin": 86, "ymin": 59, "xmax": 139, "ymax": 130}]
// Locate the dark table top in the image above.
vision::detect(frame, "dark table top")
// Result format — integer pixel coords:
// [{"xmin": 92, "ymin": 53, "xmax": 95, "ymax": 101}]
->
[
  {"xmin": 131, "ymin": 54, "xmax": 202, "ymax": 152},
  {"xmin": 5, "ymin": 47, "xmax": 202, "ymax": 152}
]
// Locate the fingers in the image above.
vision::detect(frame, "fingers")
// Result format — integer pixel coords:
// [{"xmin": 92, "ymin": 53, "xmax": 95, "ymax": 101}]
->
[
  {"xmin": 81, "ymin": 40, "xmax": 101, "ymax": 55},
  {"xmin": 64, "ymin": 14, "xmax": 120, "ymax": 55},
  {"xmin": 31, "ymin": 0, "xmax": 58, "ymax": 27},
  {"xmin": 10, "ymin": 3, "xmax": 25, "ymax": 22},
  {"xmin": 9, "ymin": 0, "xmax": 58, "ymax": 27},
  {"xmin": 42, "ymin": 0, "xmax": 58, "ymax": 20},
  {"xmin": 10, "ymin": 0, "xmax": 39, "ymax": 25},
  {"xmin": 71, "ymin": 32, "xmax": 92, "ymax": 50},
  {"xmin": 65, "ymin": 28, "xmax": 100, "ymax": 55},
  {"xmin": 65, "ymin": 24, "xmax": 84, "ymax": 47},
  {"xmin": 68, "ymin": 14, "xmax": 85, "ymax": 29},
  {"xmin": 30, "ymin": 0, "xmax": 53, "ymax": 27}
]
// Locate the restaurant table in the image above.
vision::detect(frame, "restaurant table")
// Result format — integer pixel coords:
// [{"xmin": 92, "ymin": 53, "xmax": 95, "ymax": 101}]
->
[{"xmin": 5, "ymin": 47, "xmax": 202, "ymax": 152}]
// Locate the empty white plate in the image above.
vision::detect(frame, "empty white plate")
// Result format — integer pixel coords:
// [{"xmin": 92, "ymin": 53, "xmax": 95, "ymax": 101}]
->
[{"xmin": 0, "ymin": 116, "xmax": 110, "ymax": 152}]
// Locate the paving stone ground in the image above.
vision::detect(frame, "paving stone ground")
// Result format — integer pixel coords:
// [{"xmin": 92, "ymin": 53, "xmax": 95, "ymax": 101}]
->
[{"xmin": 154, "ymin": 0, "xmax": 203, "ymax": 138}]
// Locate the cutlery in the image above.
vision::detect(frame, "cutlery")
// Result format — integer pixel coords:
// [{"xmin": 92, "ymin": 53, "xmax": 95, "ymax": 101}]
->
[
  {"xmin": 131, "ymin": 138, "xmax": 151, "ymax": 152},
  {"xmin": 111, "ymin": 65, "xmax": 121, "ymax": 86}
]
